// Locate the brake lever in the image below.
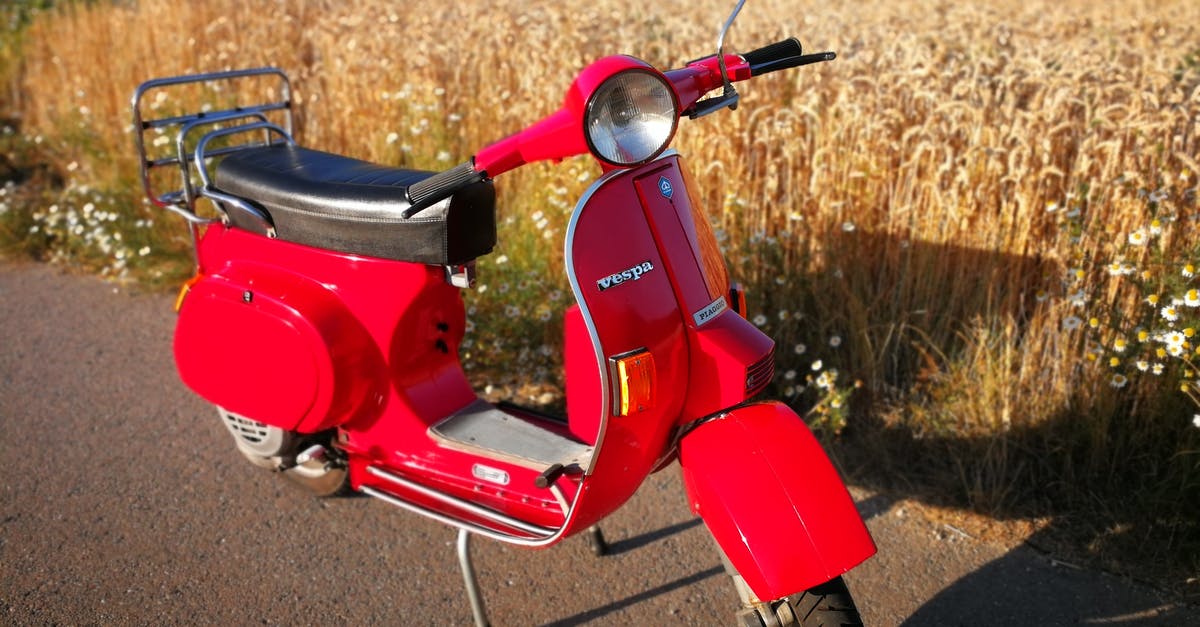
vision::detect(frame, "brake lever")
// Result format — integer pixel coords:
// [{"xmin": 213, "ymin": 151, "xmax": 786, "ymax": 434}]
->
[{"xmin": 688, "ymin": 90, "xmax": 740, "ymax": 119}]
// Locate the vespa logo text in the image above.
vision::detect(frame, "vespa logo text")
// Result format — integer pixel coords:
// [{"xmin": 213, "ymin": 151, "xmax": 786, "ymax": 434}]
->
[{"xmin": 597, "ymin": 261, "xmax": 655, "ymax": 292}]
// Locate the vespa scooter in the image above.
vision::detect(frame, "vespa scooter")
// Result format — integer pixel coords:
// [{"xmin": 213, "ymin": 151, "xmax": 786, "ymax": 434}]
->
[{"xmin": 131, "ymin": 2, "xmax": 875, "ymax": 625}]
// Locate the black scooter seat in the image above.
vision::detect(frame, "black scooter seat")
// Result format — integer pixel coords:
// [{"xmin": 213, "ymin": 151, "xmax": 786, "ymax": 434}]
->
[{"xmin": 215, "ymin": 144, "xmax": 495, "ymax": 265}]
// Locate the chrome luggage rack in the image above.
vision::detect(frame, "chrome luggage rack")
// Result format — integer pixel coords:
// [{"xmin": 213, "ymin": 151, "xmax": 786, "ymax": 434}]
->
[{"xmin": 131, "ymin": 67, "xmax": 296, "ymax": 257}]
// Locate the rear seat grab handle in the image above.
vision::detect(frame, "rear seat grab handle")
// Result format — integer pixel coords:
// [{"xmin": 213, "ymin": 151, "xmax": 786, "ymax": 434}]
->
[
  {"xmin": 193, "ymin": 121, "xmax": 295, "ymax": 189},
  {"xmin": 192, "ymin": 121, "xmax": 292, "ymax": 238}
]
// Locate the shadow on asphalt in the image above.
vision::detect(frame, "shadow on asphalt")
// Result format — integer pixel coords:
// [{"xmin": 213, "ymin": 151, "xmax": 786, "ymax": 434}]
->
[
  {"xmin": 540, "ymin": 566, "xmax": 725, "ymax": 627},
  {"xmin": 604, "ymin": 517, "xmax": 705, "ymax": 556},
  {"xmin": 852, "ymin": 491, "xmax": 1200, "ymax": 625},
  {"xmin": 900, "ymin": 554, "xmax": 1199, "ymax": 627}
]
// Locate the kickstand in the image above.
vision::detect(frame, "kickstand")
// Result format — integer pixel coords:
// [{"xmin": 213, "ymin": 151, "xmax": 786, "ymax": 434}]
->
[
  {"xmin": 585, "ymin": 525, "xmax": 609, "ymax": 556},
  {"xmin": 457, "ymin": 529, "xmax": 490, "ymax": 627}
]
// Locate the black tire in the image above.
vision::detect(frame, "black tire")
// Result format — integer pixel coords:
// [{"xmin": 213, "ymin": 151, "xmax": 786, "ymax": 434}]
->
[
  {"xmin": 786, "ymin": 576, "xmax": 863, "ymax": 627},
  {"xmin": 737, "ymin": 576, "xmax": 863, "ymax": 627}
]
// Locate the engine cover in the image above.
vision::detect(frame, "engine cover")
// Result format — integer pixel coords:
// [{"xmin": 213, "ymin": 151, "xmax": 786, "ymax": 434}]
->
[{"xmin": 174, "ymin": 262, "xmax": 379, "ymax": 433}]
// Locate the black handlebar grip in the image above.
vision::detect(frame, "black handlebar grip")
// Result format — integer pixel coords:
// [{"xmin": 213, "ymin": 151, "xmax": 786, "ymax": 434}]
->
[
  {"xmin": 403, "ymin": 161, "xmax": 485, "ymax": 218},
  {"xmin": 744, "ymin": 37, "xmax": 803, "ymax": 74},
  {"xmin": 749, "ymin": 51, "xmax": 837, "ymax": 77}
]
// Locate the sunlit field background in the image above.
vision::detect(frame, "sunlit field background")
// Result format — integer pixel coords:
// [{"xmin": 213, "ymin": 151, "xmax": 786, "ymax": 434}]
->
[{"xmin": 1, "ymin": 0, "xmax": 1197, "ymax": 591}]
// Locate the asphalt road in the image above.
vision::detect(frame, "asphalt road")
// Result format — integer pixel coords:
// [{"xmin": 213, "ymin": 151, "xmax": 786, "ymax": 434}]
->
[{"xmin": 2, "ymin": 260, "xmax": 1197, "ymax": 626}]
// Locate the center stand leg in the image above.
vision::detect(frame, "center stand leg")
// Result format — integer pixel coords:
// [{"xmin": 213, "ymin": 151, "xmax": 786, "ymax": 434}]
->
[{"xmin": 456, "ymin": 529, "xmax": 490, "ymax": 627}]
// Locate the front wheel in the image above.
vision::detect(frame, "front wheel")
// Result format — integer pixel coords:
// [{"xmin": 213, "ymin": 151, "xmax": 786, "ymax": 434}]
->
[{"xmin": 736, "ymin": 577, "xmax": 862, "ymax": 627}]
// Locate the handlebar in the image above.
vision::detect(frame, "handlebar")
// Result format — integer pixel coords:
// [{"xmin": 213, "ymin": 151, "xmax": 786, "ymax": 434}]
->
[
  {"xmin": 667, "ymin": 38, "xmax": 834, "ymax": 119},
  {"xmin": 459, "ymin": 37, "xmax": 837, "ymax": 189},
  {"xmin": 744, "ymin": 37, "xmax": 837, "ymax": 76},
  {"xmin": 744, "ymin": 37, "xmax": 803, "ymax": 71}
]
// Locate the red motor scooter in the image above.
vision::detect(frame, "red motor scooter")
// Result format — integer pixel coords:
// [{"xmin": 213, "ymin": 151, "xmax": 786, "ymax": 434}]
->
[{"xmin": 132, "ymin": 2, "xmax": 875, "ymax": 624}]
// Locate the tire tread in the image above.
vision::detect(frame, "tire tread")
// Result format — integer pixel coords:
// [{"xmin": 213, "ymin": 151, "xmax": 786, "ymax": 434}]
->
[{"xmin": 788, "ymin": 576, "xmax": 863, "ymax": 627}]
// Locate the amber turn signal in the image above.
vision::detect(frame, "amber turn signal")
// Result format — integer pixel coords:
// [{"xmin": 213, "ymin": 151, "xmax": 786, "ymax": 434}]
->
[
  {"xmin": 174, "ymin": 274, "xmax": 204, "ymax": 313},
  {"xmin": 611, "ymin": 349, "xmax": 656, "ymax": 416}
]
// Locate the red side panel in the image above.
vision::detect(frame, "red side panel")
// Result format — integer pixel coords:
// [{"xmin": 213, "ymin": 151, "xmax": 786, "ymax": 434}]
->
[
  {"xmin": 175, "ymin": 273, "xmax": 319, "ymax": 427},
  {"xmin": 174, "ymin": 263, "xmax": 380, "ymax": 433},
  {"xmin": 564, "ymin": 305, "xmax": 603, "ymax": 445},
  {"xmin": 679, "ymin": 401, "xmax": 876, "ymax": 601}
]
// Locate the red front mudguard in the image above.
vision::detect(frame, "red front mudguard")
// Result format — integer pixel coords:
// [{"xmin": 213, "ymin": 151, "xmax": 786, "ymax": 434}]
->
[{"xmin": 679, "ymin": 401, "xmax": 876, "ymax": 601}]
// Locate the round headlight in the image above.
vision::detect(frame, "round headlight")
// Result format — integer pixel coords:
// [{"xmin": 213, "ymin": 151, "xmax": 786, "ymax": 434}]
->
[{"xmin": 584, "ymin": 70, "xmax": 679, "ymax": 167}]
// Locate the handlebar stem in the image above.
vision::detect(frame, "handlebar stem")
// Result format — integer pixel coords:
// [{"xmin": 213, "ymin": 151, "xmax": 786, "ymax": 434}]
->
[
  {"xmin": 474, "ymin": 109, "xmax": 584, "ymax": 177},
  {"xmin": 665, "ymin": 54, "xmax": 752, "ymax": 114},
  {"xmin": 472, "ymin": 53, "xmax": 754, "ymax": 180}
]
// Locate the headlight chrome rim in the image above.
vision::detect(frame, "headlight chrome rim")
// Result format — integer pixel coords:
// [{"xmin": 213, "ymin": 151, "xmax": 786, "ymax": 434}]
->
[{"xmin": 584, "ymin": 69, "xmax": 679, "ymax": 167}]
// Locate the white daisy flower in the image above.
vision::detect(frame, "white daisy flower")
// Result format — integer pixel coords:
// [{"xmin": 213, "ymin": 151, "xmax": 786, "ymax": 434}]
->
[
  {"xmin": 1162, "ymin": 331, "xmax": 1186, "ymax": 347},
  {"xmin": 1110, "ymin": 374, "xmax": 1128, "ymax": 388},
  {"xmin": 1162, "ymin": 305, "xmax": 1179, "ymax": 322},
  {"xmin": 1063, "ymin": 316, "xmax": 1083, "ymax": 331},
  {"xmin": 1136, "ymin": 360, "xmax": 1150, "ymax": 372},
  {"xmin": 1127, "ymin": 229, "xmax": 1147, "ymax": 245},
  {"xmin": 1193, "ymin": 415, "xmax": 1200, "ymax": 429},
  {"xmin": 1152, "ymin": 363, "xmax": 1165, "ymax": 375},
  {"xmin": 1185, "ymin": 289, "xmax": 1199, "ymax": 308},
  {"xmin": 811, "ymin": 359, "xmax": 823, "ymax": 371},
  {"xmin": 1184, "ymin": 264, "xmax": 1196, "ymax": 278}
]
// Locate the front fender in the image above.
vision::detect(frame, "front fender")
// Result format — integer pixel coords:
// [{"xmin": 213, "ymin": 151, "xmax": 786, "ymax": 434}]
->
[{"xmin": 679, "ymin": 401, "xmax": 875, "ymax": 601}]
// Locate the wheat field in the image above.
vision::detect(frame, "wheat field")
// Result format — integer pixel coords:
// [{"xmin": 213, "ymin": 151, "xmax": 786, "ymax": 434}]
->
[{"xmin": 5, "ymin": 0, "xmax": 1200, "ymax": 582}]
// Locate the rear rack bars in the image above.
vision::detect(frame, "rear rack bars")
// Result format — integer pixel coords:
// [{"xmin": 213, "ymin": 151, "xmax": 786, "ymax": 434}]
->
[{"xmin": 131, "ymin": 67, "xmax": 294, "ymax": 263}]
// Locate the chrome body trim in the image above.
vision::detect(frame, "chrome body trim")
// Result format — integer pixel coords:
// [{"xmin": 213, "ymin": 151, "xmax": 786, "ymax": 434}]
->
[
  {"xmin": 564, "ymin": 150, "xmax": 679, "ymax": 475},
  {"xmin": 366, "ymin": 466, "xmax": 555, "ymax": 538},
  {"xmin": 362, "ymin": 465, "xmax": 598, "ymax": 549},
  {"xmin": 564, "ymin": 168, "xmax": 625, "ymax": 475}
]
